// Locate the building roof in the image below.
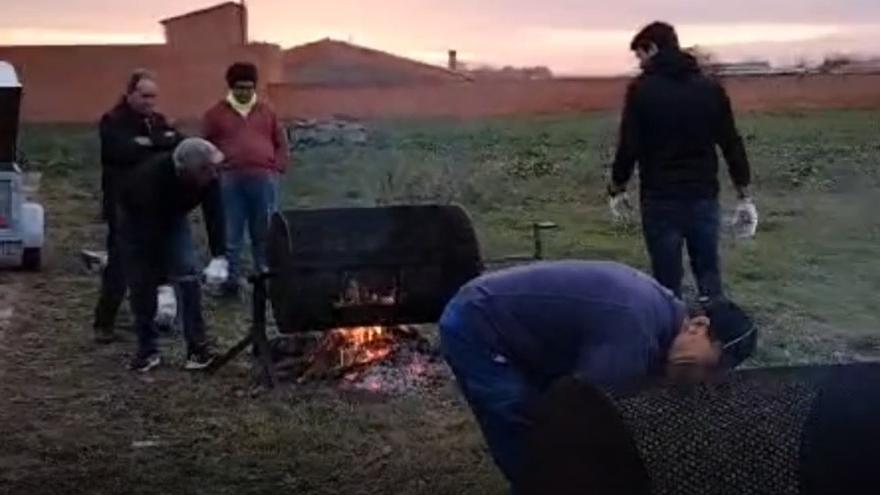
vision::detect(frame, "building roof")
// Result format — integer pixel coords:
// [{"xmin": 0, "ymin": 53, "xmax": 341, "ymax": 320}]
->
[
  {"xmin": 160, "ymin": 2, "xmax": 243, "ymax": 25},
  {"xmin": 283, "ymin": 39, "xmax": 470, "ymax": 86}
]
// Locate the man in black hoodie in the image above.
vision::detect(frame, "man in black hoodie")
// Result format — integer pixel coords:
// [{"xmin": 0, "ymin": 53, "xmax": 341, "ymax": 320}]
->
[
  {"xmin": 607, "ymin": 22, "xmax": 757, "ymax": 300},
  {"xmin": 92, "ymin": 69, "xmax": 182, "ymax": 343}
]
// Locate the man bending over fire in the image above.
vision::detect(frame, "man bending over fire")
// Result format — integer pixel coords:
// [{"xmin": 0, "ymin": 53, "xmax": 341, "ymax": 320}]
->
[{"xmin": 439, "ymin": 260, "xmax": 756, "ymax": 490}]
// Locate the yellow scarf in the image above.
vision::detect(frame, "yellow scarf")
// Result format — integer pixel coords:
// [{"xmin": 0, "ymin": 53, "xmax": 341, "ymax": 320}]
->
[{"xmin": 226, "ymin": 92, "xmax": 257, "ymax": 117}]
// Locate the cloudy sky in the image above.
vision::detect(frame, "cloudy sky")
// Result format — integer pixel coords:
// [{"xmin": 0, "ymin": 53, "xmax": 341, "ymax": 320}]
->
[{"xmin": 3, "ymin": 0, "xmax": 880, "ymax": 74}]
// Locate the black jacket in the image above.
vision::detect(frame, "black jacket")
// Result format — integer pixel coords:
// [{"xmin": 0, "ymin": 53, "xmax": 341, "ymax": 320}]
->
[
  {"xmin": 611, "ymin": 49, "xmax": 751, "ymax": 200},
  {"xmin": 98, "ymin": 99, "xmax": 182, "ymax": 218},
  {"xmin": 117, "ymin": 153, "xmax": 225, "ymax": 276}
]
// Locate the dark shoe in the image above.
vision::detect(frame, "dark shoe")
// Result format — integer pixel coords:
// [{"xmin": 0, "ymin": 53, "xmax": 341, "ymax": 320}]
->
[
  {"xmin": 184, "ymin": 347, "xmax": 216, "ymax": 371},
  {"xmin": 129, "ymin": 352, "xmax": 161, "ymax": 372},
  {"xmin": 94, "ymin": 326, "xmax": 118, "ymax": 344}
]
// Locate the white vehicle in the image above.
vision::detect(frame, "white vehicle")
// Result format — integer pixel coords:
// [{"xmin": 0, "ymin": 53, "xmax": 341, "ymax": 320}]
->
[{"xmin": 0, "ymin": 61, "xmax": 44, "ymax": 270}]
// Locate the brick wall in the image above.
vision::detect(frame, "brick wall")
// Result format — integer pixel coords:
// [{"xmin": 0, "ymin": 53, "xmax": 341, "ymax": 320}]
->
[
  {"xmin": 269, "ymin": 78, "xmax": 626, "ymax": 119},
  {"xmin": 164, "ymin": 4, "xmax": 245, "ymax": 49},
  {"xmin": 269, "ymin": 74, "xmax": 880, "ymax": 120},
  {"xmin": 0, "ymin": 43, "xmax": 282, "ymax": 122},
  {"xmin": 2, "ymin": 48, "xmax": 880, "ymax": 123}
]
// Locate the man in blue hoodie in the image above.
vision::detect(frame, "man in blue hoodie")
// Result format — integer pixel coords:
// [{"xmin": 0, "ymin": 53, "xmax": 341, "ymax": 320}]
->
[{"xmin": 439, "ymin": 260, "xmax": 756, "ymax": 488}]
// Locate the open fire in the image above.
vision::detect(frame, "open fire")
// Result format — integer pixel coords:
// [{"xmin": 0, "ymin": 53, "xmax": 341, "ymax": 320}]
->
[
  {"xmin": 317, "ymin": 326, "xmax": 396, "ymax": 372},
  {"xmin": 259, "ymin": 268, "xmax": 456, "ymax": 393},
  {"xmin": 271, "ymin": 324, "xmax": 441, "ymax": 391}
]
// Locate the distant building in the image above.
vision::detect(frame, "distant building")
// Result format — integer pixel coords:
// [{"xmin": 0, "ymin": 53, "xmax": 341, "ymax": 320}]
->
[
  {"xmin": 161, "ymin": 2, "xmax": 247, "ymax": 48},
  {"xmin": 282, "ymin": 39, "xmax": 469, "ymax": 86},
  {"xmin": 821, "ymin": 57, "xmax": 880, "ymax": 74},
  {"xmin": 465, "ymin": 65, "xmax": 554, "ymax": 81},
  {"xmin": 0, "ymin": 1, "xmax": 281, "ymax": 122},
  {"xmin": 706, "ymin": 61, "xmax": 774, "ymax": 76}
]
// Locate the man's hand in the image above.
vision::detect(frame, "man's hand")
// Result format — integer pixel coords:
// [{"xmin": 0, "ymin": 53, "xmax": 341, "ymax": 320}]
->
[
  {"xmin": 202, "ymin": 257, "xmax": 229, "ymax": 286},
  {"xmin": 133, "ymin": 136, "xmax": 153, "ymax": 147},
  {"xmin": 733, "ymin": 197, "xmax": 759, "ymax": 238},
  {"xmin": 607, "ymin": 185, "xmax": 634, "ymax": 224}
]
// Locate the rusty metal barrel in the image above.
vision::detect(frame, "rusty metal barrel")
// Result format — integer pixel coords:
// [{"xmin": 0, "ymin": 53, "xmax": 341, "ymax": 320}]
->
[{"xmin": 522, "ymin": 363, "xmax": 880, "ymax": 495}]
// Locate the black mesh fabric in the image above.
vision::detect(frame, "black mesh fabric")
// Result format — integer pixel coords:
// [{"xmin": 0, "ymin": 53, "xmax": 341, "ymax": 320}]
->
[
  {"xmin": 614, "ymin": 375, "xmax": 815, "ymax": 495},
  {"xmin": 267, "ymin": 205, "xmax": 483, "ymax": 333},
  {"xmin": 522, "ymin": 364, "xmax": 880, "ymax": 495}
]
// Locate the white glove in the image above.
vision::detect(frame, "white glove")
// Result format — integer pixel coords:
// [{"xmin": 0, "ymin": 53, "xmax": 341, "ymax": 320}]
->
[
  {"xmin": 80, "ymin": 249, "xmax": 108, "ymax": 274},
  {"xmin": 609, "ymin": 192, "xmax": 634, "ymax": 223},
  {"xmin": 733, "ymin": 198, "xmax": 759, "ymax": 238},
  {"xmin": 202, "ymin": 257, "xmax": 229, "ymax": 286},
  {"xmin": 155, "ymin": 284, "xmax": 177, "ymax": 326}
]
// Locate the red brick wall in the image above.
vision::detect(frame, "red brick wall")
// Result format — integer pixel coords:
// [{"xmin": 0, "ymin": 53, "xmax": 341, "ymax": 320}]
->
[
  {"xmin": 269, "ymin": 74, "xmax": 880, "ymax": 120},
  {"xmin": 269, "ymin": 78, "xmax": 627, "ymax": 119},
  {"xmin": 723, "ymin": 74, "xmax": 880, "ymax": 110},
  {"xmin": 0, "ymin": 43, "xmax": 282, "ymax": 123},
  {"xmin": 2, "ymin": 48, "xmax": 879, "ymax": 123},
  {"xmin": 164, "ymin": 4, "xmax": 245, "ymax": 48}
]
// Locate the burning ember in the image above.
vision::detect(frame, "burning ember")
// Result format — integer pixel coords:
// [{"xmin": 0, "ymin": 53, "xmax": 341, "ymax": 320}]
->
[{"xmin": 270, "ymin": 325, "xmax": 448, "ymax": 395}]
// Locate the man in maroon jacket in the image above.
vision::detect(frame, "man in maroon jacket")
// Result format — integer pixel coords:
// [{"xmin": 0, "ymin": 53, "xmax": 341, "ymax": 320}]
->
[{"xmin": 202, "ymin": 62, "xmax": 289, "ymax": 296}]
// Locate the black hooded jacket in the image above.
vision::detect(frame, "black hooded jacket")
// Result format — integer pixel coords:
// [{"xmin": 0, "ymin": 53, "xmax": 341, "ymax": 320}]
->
[
  {"xmin": 117, "ymin": 152, "xmax": 225, "ymax": 278},
  {"xmin": 611, "ymin": 49, "xmax": 751, "ymax": 200},
  {"xmin": 98, "ymin": 99, "xmax": 182, "ymax": 219}
]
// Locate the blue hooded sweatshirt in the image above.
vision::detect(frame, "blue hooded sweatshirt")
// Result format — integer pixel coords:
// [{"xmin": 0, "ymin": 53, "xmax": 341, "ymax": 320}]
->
[{"xmin": 443, "ymin": 260, "xmax": 687, "ymax": 387}]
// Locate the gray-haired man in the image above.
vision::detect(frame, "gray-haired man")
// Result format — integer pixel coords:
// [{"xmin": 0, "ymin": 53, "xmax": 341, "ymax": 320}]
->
[{"xmin": 116, "ymin": 138, "xmax": 226, "ymax": 372}]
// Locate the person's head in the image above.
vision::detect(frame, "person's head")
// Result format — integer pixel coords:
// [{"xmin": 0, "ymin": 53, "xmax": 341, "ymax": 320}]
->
[
  {"xmin": 124, "ymin": 69, "xmax": 159, "ymax": 115},
  {"xmin": 630, "ymin": 22, "xmax": 680, "ymax": 67},
  {"xmin": 225, "ymin": 62, "xmax": 258, "ymax": 104},
  {"xmin": 667, "ymin": 299, "xmax": 756, "ymax": 371},
  {"xmin": 172, "ymin": 138, "xmax": 223, "ymax": 190}
]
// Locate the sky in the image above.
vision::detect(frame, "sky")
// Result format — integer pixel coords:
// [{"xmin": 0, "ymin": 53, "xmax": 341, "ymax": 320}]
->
[{"xmin": 2, "ymin": 0, "xmax": 880, "ymax": 75}]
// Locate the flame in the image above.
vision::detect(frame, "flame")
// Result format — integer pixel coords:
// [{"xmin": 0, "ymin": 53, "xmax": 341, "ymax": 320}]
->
[{"xmin": 329, "ymin": 326, "xmax": 395, "ymax": 369}]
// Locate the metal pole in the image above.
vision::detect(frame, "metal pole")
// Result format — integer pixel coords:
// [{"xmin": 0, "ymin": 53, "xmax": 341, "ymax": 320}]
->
[
  {"xmin": 251, "ymin": 272, "xmax": 276, "ymax": 388},
  {"xmin": 532, "ymin": 221, "xmax": 559, "ymax": 260}
]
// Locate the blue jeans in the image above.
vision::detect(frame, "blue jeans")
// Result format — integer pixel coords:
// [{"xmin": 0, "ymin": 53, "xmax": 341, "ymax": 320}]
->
[
  {"xmin": 221, "ymin": 171, "xmax": 280, "ymax": 288},
  {"xmin": 641, "ymin": 198, "xmax": 722, "ymax": 299},
  {"xmin": 121, "ymin": 214, "xmax": 207, "ymax": 356},
  {"xmin": 439, "ymin": 298, "xmax": 543, "ymax": 489}
]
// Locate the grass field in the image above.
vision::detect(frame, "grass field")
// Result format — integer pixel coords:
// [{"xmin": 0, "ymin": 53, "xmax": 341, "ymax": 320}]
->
[{"xmin": 2, "ymin": 110, "xmax": 879, "ymax": 494}]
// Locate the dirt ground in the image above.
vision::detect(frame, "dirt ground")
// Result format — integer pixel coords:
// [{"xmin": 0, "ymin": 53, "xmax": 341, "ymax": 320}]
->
[
  {"xmin": 0, "ymin": 128, "xmax": 503, "ymax": 495},
  {"xmin": 3, "ymin": 111, "xmax": 880, "ymax": 494},
  {"xmin": 0, "ymin": 228, "xmax": 501, "ymax": 495}
]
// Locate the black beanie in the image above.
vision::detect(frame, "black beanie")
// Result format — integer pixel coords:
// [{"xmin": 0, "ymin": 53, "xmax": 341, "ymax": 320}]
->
[
  {"xmin": 704, "ymin": 299, "xmax": 757, "ymax": 368},
  {"xmin": 225, "ymin": 62, "xmax": 258, "ymax": 88}
]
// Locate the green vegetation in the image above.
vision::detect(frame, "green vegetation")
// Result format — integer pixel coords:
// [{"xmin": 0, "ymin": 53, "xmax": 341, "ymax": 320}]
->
[{"xmin": 2, "ymin": 110, "xmax": 878, "ymax": 493}]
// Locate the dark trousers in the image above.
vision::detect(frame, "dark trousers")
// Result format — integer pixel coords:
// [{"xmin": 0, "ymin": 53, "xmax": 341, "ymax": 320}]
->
[
  {"xmin": 93, "ymin": 205, "xmax": 126, "ymax": 330},
  {"xmin": 439, "ymin": 298, "xmax": 545, "ymax": 491},
  {"xmin": 119, "ymin": 213, "xmax": 207, "ymax": 357},
  {"xmin": 640, "ymin": 198, "xmax": 723, "ymax": 299}
]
